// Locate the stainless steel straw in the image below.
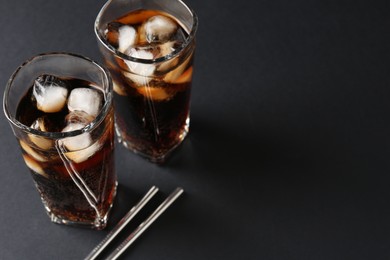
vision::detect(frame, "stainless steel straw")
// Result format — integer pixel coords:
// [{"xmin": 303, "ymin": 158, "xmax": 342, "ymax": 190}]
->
[
  {"xmin": 84, "ymin": 186, "xmax": 159, "ymax": 260},
  {"xmin": 105, "ymin": 187, "xmax": 184, "ymax": 260}
]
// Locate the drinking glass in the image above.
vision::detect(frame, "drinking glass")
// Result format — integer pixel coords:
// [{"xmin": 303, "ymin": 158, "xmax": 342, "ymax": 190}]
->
[
  {"xmin": 95, "ymin": 0, "xmax": 198, "ymax": 163},
  {"xmin": 3, "ymin": 53, "xmax": 117, "ymax": 230}
]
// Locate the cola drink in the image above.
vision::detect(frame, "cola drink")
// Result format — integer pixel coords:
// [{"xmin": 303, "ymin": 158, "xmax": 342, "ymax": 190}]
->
[
  {"xmin": 14, "ymin": 74, "xmax": 116, "ymax": 229},
  {"xmin": 96, "ymin": 5, "xmax": 198, "ymax": 162}
]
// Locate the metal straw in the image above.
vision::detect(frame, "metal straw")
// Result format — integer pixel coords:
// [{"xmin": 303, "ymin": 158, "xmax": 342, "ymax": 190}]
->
[
  {"xmin": 84, "ymin": 186, "xmax": 159, "ymax": 260},
  {"xmin": 105, "ymin": 187, "xmax": 184, "ymax": 260}
]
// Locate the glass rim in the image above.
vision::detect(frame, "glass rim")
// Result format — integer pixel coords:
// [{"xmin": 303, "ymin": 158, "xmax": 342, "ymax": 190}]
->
[
  {"xmin": 3, "ymin": 52, "xmax": 113, "ymax": 139},
  {"xmin": 94, "ymin": 0, "xmax": 198, "ymax": 64}
]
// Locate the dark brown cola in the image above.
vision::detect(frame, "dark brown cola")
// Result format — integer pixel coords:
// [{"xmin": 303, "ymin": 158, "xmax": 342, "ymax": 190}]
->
[
  {"xmin": 101, "ymin": 9, "xmax": 195, "ymax": 162},
  {"xmin": 16, "ymin": 75, "xmax": 116, "ymax": 229}
]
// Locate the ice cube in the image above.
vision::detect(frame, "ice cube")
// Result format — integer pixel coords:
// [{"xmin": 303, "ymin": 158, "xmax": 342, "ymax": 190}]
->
[
  {"xmin": 31, "ymin": 116, "xmax": 49, "ymax": 132},
  {"xmin": 61, "ymin": 123, "xmax": 92, "ymax": 151},
  {"xmin": 105, "ymin": 22, "xmax": 137, "ymax": 52},
  {"xmin": 68, "ymin": 88, "xmax": 102, "ymax": 117},
  {"xmin": 137, "ymin": 86, "xmax": 170, "ymax": 101},
  {"xmin": 20, "ymin": 140, "xmax": 47, "ymax": 162},
  {"xmin": 28, "ymin": 134, "xmax": 52, "ymax": 150},
  {"xmin": 29, "ymin": 117, "xmax": 53, "ymax": 150},
  {"xmin": 33, "ymin": 75, "xmax": 68, "ymax": 113},
  {"xmin": 156, "ymin": 41, "xmax": 179, "ymax": 73},
  {"xmin": 123, "ymin": 71, "xmax": 152, "ymax": 86},
  {"xmin": 30, "ymin": 115, "xmax": 61, "ymax": 132},
  {"xmin": 164, "ymin": 54, "xmax": 192, "ymax": 83},
  {"xmin": 144, "ymin": 15, "xmax": 177, "ymax": 43},
  {"xmin": 22, "ymin": 154, "xmax": 48, "ymax": 178},
  {"xmin": 173, "ymin": 66, "xmax": 193, "ymax": 84},
  {"xmin": 113, "ymin": 81, "xmax": 127, "ymax": 96},
  {"xmin": 105, "ymin": 22, "xmax": 122, "ymax": 47},
  {"xmin": 118, "ymin": 25, "xmax": 137, "ymax": 53},
  {"xmin": 123, "ymin": 48, "xmax": 155, "ymax": 84},
  {"xmin": 64, "ymin": 141, "xmax": 102, "ymax": 163},
  {"xmin": 65, "ymin": 111, "xmax": 94, "ymax": 125},
  {"xmin": 158, "ymin": 41, "xmax": 176, "ymax": 57},
  {"xmin": 171, "ymin": 26, "xmax": 187, "ymax": 47}
]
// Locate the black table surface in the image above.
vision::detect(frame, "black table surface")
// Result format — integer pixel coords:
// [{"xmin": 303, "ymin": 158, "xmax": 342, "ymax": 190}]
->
[{"xmin": 1, "ymin": 0, "xmax": 389, "ymax": 259}]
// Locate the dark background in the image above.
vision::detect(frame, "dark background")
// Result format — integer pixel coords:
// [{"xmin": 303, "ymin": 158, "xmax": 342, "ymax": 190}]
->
[{"xmin": 1, "ymin": 0, "xmax": 390, "ymax": 259}]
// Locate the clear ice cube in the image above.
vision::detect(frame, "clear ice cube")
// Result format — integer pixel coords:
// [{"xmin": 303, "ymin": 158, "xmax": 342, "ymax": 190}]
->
[
  {"xmin": 33, "ymin": 75, "xmax": 68, "ymax": 113},
  {"xmin": 105, "ymin": 22, "xmax": 137, "ymax": 53},
  {"xmin": 173, "ymin": 66, "xmax": 193, "ymax": 84},
  {"xmin": 137, "ymin": 86, "xmax": 170, "ymax": 101},
  {"xmin": 113, "ymin": 81, "xmax": 127, "ymax": 96},
  {"xmin": 118, "ymin": 25, "xmax": 137, "ymax": 53},
  {"xmin": 105, "ymin": 22, "xmax": 121, "ymax": 47},
  {"xmin": 164, "ymin": 54, "xmax": 192, "ymax": 83},
  {"xmin": 61, "ymin": 123, "xmax": 92, "ymax": 151},
  {"xmin": 64, "ymin": 141, "xmax": 102, "ymax": 163},
  {"xmin": 65, "ymin": 111, "xmax": 95, "ymax": 126},
  {"xmin": 31, "ymin": 116, "xmax": 49, "ymax": 132},
  {"xmin": 123, "ymin": 48, "xmax": 156, "ymax": 84},
  {"xmin": 144, "ymin": 15, "xmax": 177, "ymax": 43},
  {"xmin": 61, "ymin": 121, "xmax": 102, "ymax": 163},
  {"xmin": 156, "ymin": 41, "xmax": 179, "ymax": 73},
  {"xmin": 29, "ymin": 117, "xmax": 53, "ymax": 150},
  {"xmin": 20, "ymin": 140, "xmax": 47, "ymax": 162},
  {"xmin": 158, "ymin": 41, "xmax": 176, "ymax": 57},
  {"xmin": 67, "ymin": 88, "xmax": 102, "ymax": 117},
  {"xmin": 30, "ymin": 115, "xmax": 61, "ymax": 132},
  {"xmin": 22, "ymin": 154, "xmax": 48, "ymax": 178}
]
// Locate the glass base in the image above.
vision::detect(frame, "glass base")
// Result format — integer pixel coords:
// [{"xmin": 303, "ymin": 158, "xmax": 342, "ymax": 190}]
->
[
  {"xmin": 43, "ymin": 181, "xmax": 117, "ymax": 230},
  {"xmin": 47, "ymin": 212, "xmax": 109, "ymax": 230},
  {"xmin": 115, "ymin": 117, "xmax": 189, "ymax": 163}
]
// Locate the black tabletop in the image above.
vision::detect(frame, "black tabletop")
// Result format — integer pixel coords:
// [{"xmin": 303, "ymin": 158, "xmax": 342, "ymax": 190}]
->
[{"xmin": 1, "ymin": 0, "xmax": 390, "ymax": 259}]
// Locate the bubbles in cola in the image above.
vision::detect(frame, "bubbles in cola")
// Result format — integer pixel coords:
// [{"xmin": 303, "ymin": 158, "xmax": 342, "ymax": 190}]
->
[{"xmin": 16, "ymin": 75, "xmax": 116, "ymax": 228}]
